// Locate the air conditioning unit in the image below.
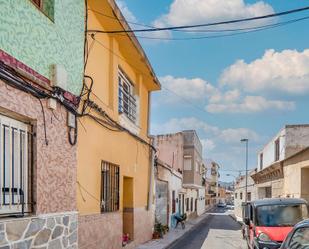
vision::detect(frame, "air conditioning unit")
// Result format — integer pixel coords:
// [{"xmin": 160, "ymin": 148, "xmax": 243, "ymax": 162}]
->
[{"xmin": 50, "ymin": 64, "xmax": 68, "ymax": 90}]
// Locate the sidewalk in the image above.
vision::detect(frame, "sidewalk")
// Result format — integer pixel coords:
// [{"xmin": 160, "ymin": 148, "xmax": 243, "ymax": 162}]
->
[{"xmin": 137, "ymin": 212, "xmax": 210, "ymax": 249}]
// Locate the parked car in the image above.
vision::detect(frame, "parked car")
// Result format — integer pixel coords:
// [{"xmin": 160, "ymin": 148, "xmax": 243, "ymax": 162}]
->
[
  {"xmin": 217, "ymin": 202, "xmax": 227, "ymax": 208},
  {"xmin": 242, "ymin": 198, "xmax": 309, "ymax": 249},
  {"xmin": 280, "ymin": 219, "xmax": 309, "ymax": 249},
  {"xmin": 227, "ymin": 204, "xmax": 235, "ymax": 210}
]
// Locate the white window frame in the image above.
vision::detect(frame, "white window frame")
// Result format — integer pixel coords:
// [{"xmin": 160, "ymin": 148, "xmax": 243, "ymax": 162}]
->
[
  {"xmin": 0, "ymin": 114, "xmax": 29, "ymax": 216},
  {"xmin": 118, "ymin": 69, "xmax": 137, "ymax": 123}
]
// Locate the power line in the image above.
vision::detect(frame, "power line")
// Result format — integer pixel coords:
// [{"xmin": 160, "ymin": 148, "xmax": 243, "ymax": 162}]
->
[
  {"xmin": 122, "ymin": 16, "xmax": 309, "ymax": 41},
  {"xmin": 87, "ymin": 6, "xmax": 309, "ymax": 34},
  {"xmin": 89, "ymin": 7, "xmax": 308, "ymax": 34},
  {"xmin": 90, "ymin": 35, "xmax": 211, "ymax": 115}
]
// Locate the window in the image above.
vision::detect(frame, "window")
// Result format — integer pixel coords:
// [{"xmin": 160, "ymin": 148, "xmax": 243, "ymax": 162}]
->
[
  {"xmin": 101, "ymin": 161, "xmax": 120, "ymax": 212},
  {"xmin": 0, "ymin": 114, "xmax": 31, "ymax": 216},
  {"xmin": 30, "ymin": 0, "xmax": 55, "ymax": 21},
  {"xmin": 31, "ymin": 0, "xmax": 42, "ymax": 8},
  {"xmin": 190, "ymin": 198, "xmax": 193, "ymax": 212},
  {"xmin": 235, "ymin": 193, "xmax": 237, "ymax": 199},
  {"xmin": 195, "ymin": 162, "xmax": 199, "ymax": 172},
  {"xmin": 118, "ymin": 69, "xmax": 137, "ymax": 123},
  {"xmin": 247, "ymin": 192, "xmax": 251, "ymax": 201},
  {"xmin": 186, "ymin": 198, "xmax": 189, "ymax": 211},
  {"xmin": 184, "ymin": 157, "xmax": 192, "ymax": 171},
  {"xmin": 275, "ymin": 138, "xmax": 280, "ymax": 161},
  {"xmin": 240, "ymin": 192, "xmax": 243, "ymax": 200},
  {"xmin": 265, "ymin": 187, "xmax": 272, "ymax": 198},
  {"xmin": 195, "ymin": 199, "xmax": 197, "ymax": 212},
  {"xmin": 259, "ymin": 153, "xmax": 263, "ymax": 170},
  {"xmin": 289, "ymin": 228, "xmax": 309, "ymax": 248}
]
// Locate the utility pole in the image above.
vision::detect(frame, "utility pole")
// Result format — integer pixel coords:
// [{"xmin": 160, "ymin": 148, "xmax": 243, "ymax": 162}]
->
[{"xmin": 241, "ymin": 139, "xmax": 249, "ymax": 203}]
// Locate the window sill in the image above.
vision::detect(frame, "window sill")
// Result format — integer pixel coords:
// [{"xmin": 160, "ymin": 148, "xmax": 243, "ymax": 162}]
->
[{"xmin": 119, "ymin": 113, "xmax": 140, "ymax": 135}]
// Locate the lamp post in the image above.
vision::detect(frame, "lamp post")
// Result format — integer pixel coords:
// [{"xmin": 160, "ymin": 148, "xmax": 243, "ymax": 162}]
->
[{"xmin": 240, "ymin": 138, "xmax": 249, "ymax": 203}]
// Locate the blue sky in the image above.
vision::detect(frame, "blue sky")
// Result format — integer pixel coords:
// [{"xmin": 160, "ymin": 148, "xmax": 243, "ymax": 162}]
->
[{"xmin": 116, "ymin": 0, "xmax": 309, "ymax": 181}]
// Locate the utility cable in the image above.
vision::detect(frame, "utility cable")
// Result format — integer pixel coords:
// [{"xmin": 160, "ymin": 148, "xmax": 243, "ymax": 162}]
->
[
  {"xmin": 87, "ymin": 6, "xmax": 309, "ymax": 33},
  {"xmin": 115, "ymin": 16, "xmax": 309, "ymax": 41}
]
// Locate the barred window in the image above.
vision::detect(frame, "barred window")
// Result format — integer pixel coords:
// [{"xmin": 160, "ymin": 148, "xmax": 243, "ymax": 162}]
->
[
  {"xmin": 118, "ymin": 69, "xmax": 137, "ymax": 123},
  {"xmin": 101, "ymin": 161, "xmax": 120, "ymax": 213},
  {"xmin": 0, "ymin": 114, "xmax": 32, "ymax": 217}
]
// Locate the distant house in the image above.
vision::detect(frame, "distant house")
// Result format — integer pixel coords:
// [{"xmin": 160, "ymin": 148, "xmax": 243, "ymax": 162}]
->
[
  {"xmin": 155, "ymin": 131, "xmax": 206, "ymax": 220},
  {"xmin": 234, "ymin": 170, "xmax": 257, "ymax": 219},
  {"xmin": 252, "ymin": 125, "xmax": 309, "ymax": 200}
]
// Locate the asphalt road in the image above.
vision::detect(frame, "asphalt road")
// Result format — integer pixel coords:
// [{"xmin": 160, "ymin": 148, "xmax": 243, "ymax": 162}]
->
[{"xmin": 167, "ymin": 208, "xmax": 247, "ymax": 249}]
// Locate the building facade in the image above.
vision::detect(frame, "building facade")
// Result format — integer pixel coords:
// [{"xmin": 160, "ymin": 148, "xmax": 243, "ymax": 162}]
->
[
  {"xmin": 77, "ymin": 1, "xmax": 160, "ymax": 249},
  {"xmin": 0, "ymin": 0, "xmax": 84, "ymax": 248},
  {"xmin": 182, "ymin": 131, "xmax": 206, "ymax": 217},
  {"xmin": 154, "ymin": 159, "xmax": 184, "ymax": 228},
  {"xmin": 252, "ymin": 125, "xmax": 309, "ymax": 199},
  {"xmin": 234, "ymin": 171, "xmax": 257, "ymax": 219},
  {"xmin": 155, "ymin": 131, "xmax": 205, "ymax": 221}
]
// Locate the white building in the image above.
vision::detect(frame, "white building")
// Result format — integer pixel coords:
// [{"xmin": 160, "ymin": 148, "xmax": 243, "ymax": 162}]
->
[
  {"xmin": 252, "ymin": 125, "xmax": 309, "ymax": 199},
  {"xmin": 234, "ymin": 170, "xmax": 258, "ymax": 219}
]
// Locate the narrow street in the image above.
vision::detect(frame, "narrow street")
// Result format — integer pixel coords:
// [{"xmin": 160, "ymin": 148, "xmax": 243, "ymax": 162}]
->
[{"xmin": 167, "ymin": 208, "xmax": 247, "ymax": 249}]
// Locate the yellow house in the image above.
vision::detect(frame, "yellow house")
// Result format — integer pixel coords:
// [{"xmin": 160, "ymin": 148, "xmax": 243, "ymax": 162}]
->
[{"xmin": 77, "ymin": 1, "xmax": 160, "ymax": 249}]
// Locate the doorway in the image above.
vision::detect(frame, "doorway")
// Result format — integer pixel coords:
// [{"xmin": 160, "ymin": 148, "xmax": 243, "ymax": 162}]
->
[{"xmin": 123, "ymin": 177, "xmax": 134, "ymax": 241}]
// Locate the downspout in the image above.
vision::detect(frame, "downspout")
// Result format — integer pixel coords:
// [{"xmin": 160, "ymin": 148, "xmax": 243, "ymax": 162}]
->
[
  {"xmin": 147, "ymin": 137, "xmax": 155, "ymax": 211},
  {"xmin": 147, "ymin": 92, "xmax": 154, "ymax": 211}
]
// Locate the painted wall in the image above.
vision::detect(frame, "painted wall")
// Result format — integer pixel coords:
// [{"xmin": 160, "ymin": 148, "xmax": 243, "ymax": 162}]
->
[
  {"xmin": 77, "ymin": 0, "xmax": 159, "ymax": 248},
  {"xmin": 234, "ymin": 173, "xmax": 257, "ymax": 219},
  {"xmin": 258, "ymin": 128, "xmax": 286, "ymax": 171},
  {"xmin": 0, "ymin": 0, "xmax": 84, "ymax": 94},
  {"xmin": 155, "ymin": 133, "xmax": 184, "ymax": 172},
  {"xmin": 183, "ymin": 131, "xmax": 203, "ymax": 187},
  {"xmin": 155, "ymin": 163, "xmax": 183, "ymax": 227},
  {"xmin": 283, "ymin": 149, "xmax": 309, "ymax": 202},
  {"xmin": 258, "ymin": 126, "xmax": 309, "ymax": 171},
  {"xmin": 0, "ymin": 80, "xmax": 77, "ymax": 215}
]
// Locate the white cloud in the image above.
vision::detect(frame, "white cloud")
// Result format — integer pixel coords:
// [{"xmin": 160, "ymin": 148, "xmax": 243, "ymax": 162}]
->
[
  {"xmin": 116, "ymin": 0, "xmax": 137, "ymax": 23},
  {"xmin": 151, "ymin": 117, "xmax": 260, "ymax": 144},
  {"xmin": 220, "ymin": 49, "xmax": 309, "ymax": 94},
  {"xmin": 151, "ymin": 117, "xmax": 219, "ymax": 135},
  {"xmin": 154, "ymin": 0, "xmax": 274, "ymax": 28},
  {"xmin": 201, "ymin": 139, "xmax": 216, "ymax": 151},
  {"xmin": 219, "ymin": 128, "xmax": 259, "ymax": 143},
  {"xmin": 206, "ymin": 95, "xmax": 295, "ymax": 113},
  {"xmin": 159, "ymin": 75, "xmax": 218, "ymax": 103},
  {"xmin": 209, "ymin": 89, "xmax": 240, "ymax": 104}
]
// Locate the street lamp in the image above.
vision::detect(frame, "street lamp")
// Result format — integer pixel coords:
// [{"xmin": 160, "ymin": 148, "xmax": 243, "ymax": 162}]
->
[{"xmin": 240, "ymin": 138, "xmax": 249, "ymax": 203}]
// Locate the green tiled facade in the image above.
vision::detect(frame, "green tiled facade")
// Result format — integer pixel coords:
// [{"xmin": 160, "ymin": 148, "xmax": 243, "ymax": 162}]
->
[{"xmin": 0, "ymin": 0, "xmax": 84, "ymax": 95}]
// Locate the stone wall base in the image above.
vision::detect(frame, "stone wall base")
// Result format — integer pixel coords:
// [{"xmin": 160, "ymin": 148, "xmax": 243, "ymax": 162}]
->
[
  {"xmin": 0, "ymin": 212, "xmax": 78, "ymax": 249},
  {"xmin": 78, "ymin": 207, "xmax": 153, "ymax": 249}
]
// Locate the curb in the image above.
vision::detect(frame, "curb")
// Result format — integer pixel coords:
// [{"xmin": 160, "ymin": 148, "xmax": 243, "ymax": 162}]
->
[
  {"xmin": 163, "ymin": 213, "xmax": 211, "ymax": 249},
  {"xmin": 229, "ymin": 213, "xmax": 244, "ymax": 226}
]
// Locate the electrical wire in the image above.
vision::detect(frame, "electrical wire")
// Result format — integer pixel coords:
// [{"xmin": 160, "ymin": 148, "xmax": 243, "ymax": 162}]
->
[
  {"xmin": 87, "ymin": 6, "xmax": 309, "ymax": 34},
  {"xmin": 90, "ymin": 36, "xmax": 211, "ymax": 115},
  {"xmin": 38, "ymin": 98, "xmax": 49, "ymax": 146},
  {"xmin": 89, "ymin": 7, "xmax": 308, "ymax": 34},
  {"xmin": 115, "ymin": 16, "xmax": 309, "ymax": 41}
]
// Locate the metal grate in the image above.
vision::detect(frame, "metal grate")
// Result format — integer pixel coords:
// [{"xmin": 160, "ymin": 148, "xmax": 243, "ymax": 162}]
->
[
  {"xmin": 101, "ymin": 161, "xmax": 120, "ymax": 213},
  {"xmin": 118, "ymin": 70, "xmax": 137, "ymax": 123},
  {"xmin": 0, "ymin": 114, "xmax": 32, "ymax": 217}
]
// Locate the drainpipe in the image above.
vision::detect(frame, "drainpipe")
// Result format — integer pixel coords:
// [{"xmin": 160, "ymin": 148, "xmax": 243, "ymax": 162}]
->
[{"xmin": 147, "ymin": 137, "xmax": 155, "ymax": 211}]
